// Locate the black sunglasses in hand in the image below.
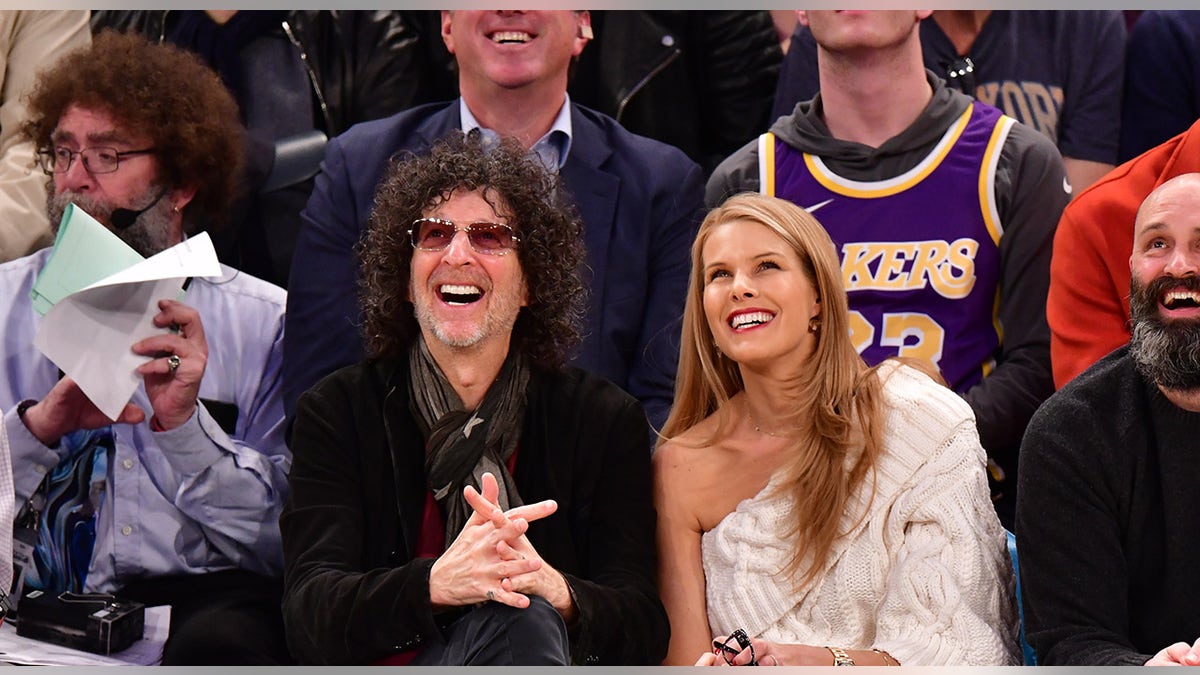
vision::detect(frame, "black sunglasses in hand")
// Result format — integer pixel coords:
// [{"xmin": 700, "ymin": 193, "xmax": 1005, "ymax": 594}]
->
[{"xmin": 713, "ymin": 628, "xmax": 757, "ymax": 666}]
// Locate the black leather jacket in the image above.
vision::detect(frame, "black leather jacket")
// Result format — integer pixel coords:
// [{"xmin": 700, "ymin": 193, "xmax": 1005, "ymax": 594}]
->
[
  {"xmin": 90, "ymin": 10, "xmax": 440, "ymax": 137},
  {"xmin": 570, "ymin": 11, "xmax": 783, "ymax": 176}
]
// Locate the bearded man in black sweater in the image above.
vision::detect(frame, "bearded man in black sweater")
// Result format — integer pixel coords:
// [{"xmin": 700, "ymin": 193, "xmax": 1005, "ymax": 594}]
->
[{"xmin": 1017, "ymin": 172, "xmax": 1200, "ymax": 665}]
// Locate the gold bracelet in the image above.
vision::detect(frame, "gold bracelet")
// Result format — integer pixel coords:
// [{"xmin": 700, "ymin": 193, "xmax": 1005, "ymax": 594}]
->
[
  {"xmin": 871, "ymin": 648, "xmax": 900, "ymax": 666},
  {"xmin": 826, "ymin": 646, "xmax": 855, "ymax": 666}
]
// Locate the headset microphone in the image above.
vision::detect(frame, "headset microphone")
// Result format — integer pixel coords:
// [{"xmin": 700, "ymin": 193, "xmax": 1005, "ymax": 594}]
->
[{"xmin": 110, "ymin": 188, "xmax": 168, "ymax": 230}]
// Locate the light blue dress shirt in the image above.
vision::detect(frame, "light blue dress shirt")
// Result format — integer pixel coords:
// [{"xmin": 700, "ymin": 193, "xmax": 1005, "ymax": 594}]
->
[
  {"xmin": 1, "ymin": 248, "xmax": 290, "ymax": 593},
  {"xmin": 459, "ymin": 94, "xmax": 574, "ymax": 172}
]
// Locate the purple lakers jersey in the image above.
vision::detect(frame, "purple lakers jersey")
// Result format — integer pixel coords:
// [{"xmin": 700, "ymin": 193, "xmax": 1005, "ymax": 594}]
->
[{"xmin": 761, "ymin": 102, "xmax": 1012, "ymax": 394}]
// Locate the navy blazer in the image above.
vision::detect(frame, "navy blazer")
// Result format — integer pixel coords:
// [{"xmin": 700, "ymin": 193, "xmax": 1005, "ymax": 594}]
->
[{"xmin": 283, "ymin": 101, "xmax": 704, "ymax": 431}]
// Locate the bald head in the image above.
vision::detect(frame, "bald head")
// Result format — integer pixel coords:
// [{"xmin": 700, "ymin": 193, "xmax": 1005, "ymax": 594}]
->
[
  {"xmin": 1134, "ymin": 173, "xmax": 1200, "ymax": 241},
  {"xmin": 1132, "ymin": 172, "xmax": 1200, "ymax": 270}
]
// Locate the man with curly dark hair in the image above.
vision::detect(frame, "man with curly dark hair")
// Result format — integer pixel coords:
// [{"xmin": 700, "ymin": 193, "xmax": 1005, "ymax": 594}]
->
[
  {"xmin": 356, "ymin": 132, "xmax": 587, "ymax": 369},
  {"xmin": 279, "ymin": 132, "xmax": 667, "ymax": 665},
  {"xmin": 20, "ymin": 32, "xmax": 243, "ymax": 244},
  {"xmin": 0, "ymin": 31, "xmax": 291, "ymax": 664}
]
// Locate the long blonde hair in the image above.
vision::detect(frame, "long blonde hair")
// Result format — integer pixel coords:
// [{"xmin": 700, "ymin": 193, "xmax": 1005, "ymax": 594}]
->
[{"xmin": 659, "ymin": 192, "xmax": 886, "ymax": 591}]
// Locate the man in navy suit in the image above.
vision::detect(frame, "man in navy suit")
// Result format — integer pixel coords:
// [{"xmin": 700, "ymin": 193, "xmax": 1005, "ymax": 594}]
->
[{"xmin": 283, "ymin": 10, "xmax": 704, "ymax": 432}]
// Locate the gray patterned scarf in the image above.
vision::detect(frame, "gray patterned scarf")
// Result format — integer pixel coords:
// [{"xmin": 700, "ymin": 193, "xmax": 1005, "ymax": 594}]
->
[{"xmin": 407, "ymin": 336, "xmax": 529, "ymax": 544}]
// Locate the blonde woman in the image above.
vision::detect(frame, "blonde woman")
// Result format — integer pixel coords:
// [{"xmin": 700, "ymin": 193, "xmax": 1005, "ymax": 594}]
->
[{"xmin": 654, "ymin": 193, "xmax": 1018, "ymax": 666}]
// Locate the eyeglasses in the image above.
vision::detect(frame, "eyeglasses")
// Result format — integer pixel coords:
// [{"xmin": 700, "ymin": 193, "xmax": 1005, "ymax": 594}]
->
[
  {"xmin": 408, "ymin": 217, "xmax": 520, "ymax": 255},
  {"xmin": 713, "ymin": 628, "xmax": 757, "ymax": 666},
  {"xmin": 945, "ymin": 56, "xmax": 977, "ymax": 95},
  {"xmin": 37, "ymin": 146, "xmax": 156, "ymax": 175}
]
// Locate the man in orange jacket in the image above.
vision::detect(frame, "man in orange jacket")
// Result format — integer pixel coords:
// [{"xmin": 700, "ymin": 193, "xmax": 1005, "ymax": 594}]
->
[{"xmin": 1049, "ymin": 117, "xmax": 1200, "ymax": 389}]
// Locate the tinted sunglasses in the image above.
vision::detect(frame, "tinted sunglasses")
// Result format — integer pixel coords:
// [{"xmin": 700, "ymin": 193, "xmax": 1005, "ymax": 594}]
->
[{"xmin": 408, "ymin": 217, "xmax": 520, "ymax": 255}]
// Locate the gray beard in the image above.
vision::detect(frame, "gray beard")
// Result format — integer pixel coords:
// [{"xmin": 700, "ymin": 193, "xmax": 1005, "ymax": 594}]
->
[
  {"xmin": 413, "ymin": 297, "xmax": 487, "ymax": 348},
  {"xmin": 1129, "ymin": 276, "xmax": 1200, "ymax": 391},
  {"xmin": 47, "ymin": 187, "xmax": 175, "ymax": 258}
]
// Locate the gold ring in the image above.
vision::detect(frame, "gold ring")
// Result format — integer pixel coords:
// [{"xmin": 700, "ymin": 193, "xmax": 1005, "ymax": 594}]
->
[{"xmin": 167, "ymin": 354, "xmax": 181, "ymax": 373}]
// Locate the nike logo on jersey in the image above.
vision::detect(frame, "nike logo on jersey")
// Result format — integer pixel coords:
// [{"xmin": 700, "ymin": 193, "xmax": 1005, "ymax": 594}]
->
[{"xmin": 805, "ymin": 198, "xmax": 834, "ymax": 213}]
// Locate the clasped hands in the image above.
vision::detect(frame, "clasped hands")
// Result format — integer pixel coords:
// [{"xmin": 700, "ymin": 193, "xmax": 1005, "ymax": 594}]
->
[
  {"xmin": 429, "ymin": 472, "xmax": 575, "ymax": 621},
  {"xmin": 21, "ymin": 299, "xmax": 207, "ymax": 445}
]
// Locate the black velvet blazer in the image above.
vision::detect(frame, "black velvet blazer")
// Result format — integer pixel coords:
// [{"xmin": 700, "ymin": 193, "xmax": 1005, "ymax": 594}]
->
[{"xmin": 280, "ymin": 354, "xmax": 668, "ymax": 665}]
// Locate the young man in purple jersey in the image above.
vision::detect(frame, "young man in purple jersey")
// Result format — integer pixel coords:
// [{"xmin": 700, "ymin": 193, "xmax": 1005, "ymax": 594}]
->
[{"xmin": 708, "ymin": 10, "xmax": 1069, "ymax": 527}]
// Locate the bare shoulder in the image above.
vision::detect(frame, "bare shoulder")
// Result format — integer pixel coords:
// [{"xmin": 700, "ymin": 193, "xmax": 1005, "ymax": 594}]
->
[
  {"xmin": 656, "ymin": 407, "xmax": 790, "ymax": 533},
  {"xmin": 654, "ymin": 413, "xmax": 722, "ymax": 475},
  {"xmin": 654, "ymin": 414, "xmax": 725, "ymax": 523}
]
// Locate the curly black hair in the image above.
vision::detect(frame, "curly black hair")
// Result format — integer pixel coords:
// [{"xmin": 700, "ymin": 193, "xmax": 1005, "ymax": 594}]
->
[
  {"xmin": 21, "ymin": 30, "xmax": 243, "ymax": 231},
  {"xmin": 359, "ymin": 131, "xmax": 587, "ymax": 370}
]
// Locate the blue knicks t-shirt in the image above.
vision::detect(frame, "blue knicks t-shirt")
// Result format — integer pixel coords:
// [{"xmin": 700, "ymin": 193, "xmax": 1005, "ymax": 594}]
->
[{"xmin": 761, "ymin": 102, "xmax": 1012, "ymax": 394}]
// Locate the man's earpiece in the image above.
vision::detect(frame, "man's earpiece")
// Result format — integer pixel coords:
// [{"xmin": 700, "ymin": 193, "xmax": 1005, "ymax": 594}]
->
[{"xmin": 579, "ymin": 23, "xmax": 594, "ymax": 40}]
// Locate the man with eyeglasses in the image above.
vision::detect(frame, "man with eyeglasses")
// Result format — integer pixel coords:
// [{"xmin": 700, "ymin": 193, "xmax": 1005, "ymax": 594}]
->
[
  {"xmin": 706, "ymin": 10, "xmax": 1069, "ymax": 530},
  {"xmin": 0, "ymin": 32, "xmax": 292, "ymax": 664},
  {"xmin": 283, "ymin": 10, "xmax": 704, "ymax": 437},
  {"xmin": 279, "ymin": 132, "xmax": 666, "ymax": 665}
]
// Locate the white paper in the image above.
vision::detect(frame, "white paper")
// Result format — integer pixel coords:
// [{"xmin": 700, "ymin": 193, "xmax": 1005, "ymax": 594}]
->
[
  {"xmin": 33, "ymin": 232, "xmax": 222, "ymax": 420},
  {"xmin": 0, "ymin": 604, "xmax": 170, "ymax": 666}
]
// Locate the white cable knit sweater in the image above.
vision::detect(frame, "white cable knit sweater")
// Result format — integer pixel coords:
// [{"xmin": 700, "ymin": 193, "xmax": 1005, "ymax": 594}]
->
[{"xmin": 701, "ymin": 364, "xmax": 1019, "ymax": 666}]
